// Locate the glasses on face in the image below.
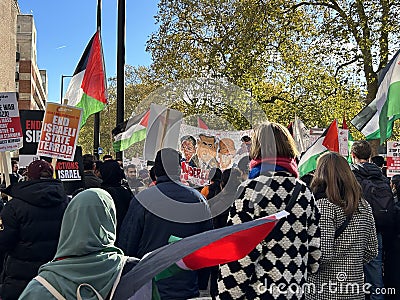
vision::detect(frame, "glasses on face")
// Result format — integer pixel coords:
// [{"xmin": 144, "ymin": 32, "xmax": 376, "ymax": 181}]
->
[{"xmin": 181, "ymin": 145, "xmax": 194, "ymax": 151}]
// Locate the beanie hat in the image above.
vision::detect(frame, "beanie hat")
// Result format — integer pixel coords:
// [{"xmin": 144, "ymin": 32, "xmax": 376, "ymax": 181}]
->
[{"xmin": 27, "ymin": 160, "xmax": 53, "ymax": 180}]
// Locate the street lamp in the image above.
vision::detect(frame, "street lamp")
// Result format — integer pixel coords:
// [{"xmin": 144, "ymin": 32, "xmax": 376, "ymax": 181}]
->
[{"xmin": 60, "ymin": 75, "xmax": 73, "ymax": 103}]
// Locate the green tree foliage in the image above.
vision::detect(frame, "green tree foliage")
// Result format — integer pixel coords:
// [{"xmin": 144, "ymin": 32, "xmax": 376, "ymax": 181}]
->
[
  {"xmin": 288, "ymin": 0, "xmax": 400, "ymax": 103},
  {"xmin": 146, "ymin": 0, "xmax": 400, "ymax": 139}
]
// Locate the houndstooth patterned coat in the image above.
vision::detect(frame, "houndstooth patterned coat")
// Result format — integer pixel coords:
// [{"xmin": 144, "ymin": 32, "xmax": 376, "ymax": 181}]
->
[
  {"xmin": 306, "ymin": 198, "xmax": 377, "ymax": 300},
  {"xmin": 217, "ymin": 172, "xmax": 321, "ymax": 300}
]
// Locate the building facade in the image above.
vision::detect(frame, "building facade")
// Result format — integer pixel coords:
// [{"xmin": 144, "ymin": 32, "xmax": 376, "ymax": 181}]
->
[
  {"xmin": 16, "ymin": 14, "xmax": 47, "ymax": 110},
  {"xmin": 0, "ymin": 0, "xmax": 19, "ymax": 93},
  {"xmin": 0, "ymin": 0, "xmax": 47, "ymax": 110}
]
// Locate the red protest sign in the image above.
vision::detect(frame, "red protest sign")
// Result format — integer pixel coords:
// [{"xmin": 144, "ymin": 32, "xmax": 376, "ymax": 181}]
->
[
  {"xmin": 0, "ymin": 92, "xmax": 23, "ymax": 152},
  {"xmin": 37, "ymin": 103, "xmax": 82, "ymax": 161}
]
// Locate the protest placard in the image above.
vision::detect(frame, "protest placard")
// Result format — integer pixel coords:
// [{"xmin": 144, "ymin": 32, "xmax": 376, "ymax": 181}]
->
[
  {"xmin": 0, "ymin": 92, "xmax": 23, "ymax": 152},
  {"xmin": 37, "ymin": 103, "xmax": 82, "ymax": 161},
  {"xmin": 178, "ymin": 124, "xmax": 251, "ymax": 186},
  {"xmin": 387, "ymin": 141, "xmax": 400, "ymax": 177}
]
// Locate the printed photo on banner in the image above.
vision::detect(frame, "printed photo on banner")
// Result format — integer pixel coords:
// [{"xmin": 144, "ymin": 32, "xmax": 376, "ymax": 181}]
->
[
  {"xmin": 0, "ymin": 92, "xmax": 23, "ymax": 152},
  {"xmin": 37, "ymin": 103, "xmax": 82, "ymax": 161},
  {"xmin": 179, "ymin": 124, "xmax": 251, "ymax": 186}
]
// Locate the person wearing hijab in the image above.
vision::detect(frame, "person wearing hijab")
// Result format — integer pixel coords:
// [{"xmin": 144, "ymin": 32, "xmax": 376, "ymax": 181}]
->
[
  {"xmin": 19, "ymin": 188, "xmax": 139, "ymax": 300},
  {"xmin": 0, "ymin": 159, "xmax": 68, "ymax": 300}
]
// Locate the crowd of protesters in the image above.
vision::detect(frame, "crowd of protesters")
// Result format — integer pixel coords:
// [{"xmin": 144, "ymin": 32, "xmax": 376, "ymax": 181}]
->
[{"xmin": 0, "ymin": 121, "xmax": 398, "ymax": 299}]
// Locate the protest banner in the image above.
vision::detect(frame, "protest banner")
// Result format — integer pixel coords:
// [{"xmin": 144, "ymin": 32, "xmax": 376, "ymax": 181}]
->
[
  {"xmin": 0, "ymin": 92, "xmax": 23, "ymax": 152},
  {"xmin": 387, "ymin": 141, "xmax": 400, "ymax": 177},
  {"xmin": 179, "ymin": 124, "xmax": 251, "ymax": 186},
  {"xmin": 37, "ymin": 103, "xmax": 82, "ymax": 161}
]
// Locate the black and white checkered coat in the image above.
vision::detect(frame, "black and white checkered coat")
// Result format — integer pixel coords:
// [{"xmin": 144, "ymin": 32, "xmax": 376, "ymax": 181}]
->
[
  {"xmin": 217, "ymin": 172, "xmax": 321, "ymax": 300},
  {"xmin": 306, "ymin": 198, "xmax": 378, "ymax": 300}
]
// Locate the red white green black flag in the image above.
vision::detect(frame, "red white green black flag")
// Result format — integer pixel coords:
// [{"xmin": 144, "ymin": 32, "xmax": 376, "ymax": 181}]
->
[{"xmin": 64, "ymin": 30, "xmax": 107, "ymax": 127}]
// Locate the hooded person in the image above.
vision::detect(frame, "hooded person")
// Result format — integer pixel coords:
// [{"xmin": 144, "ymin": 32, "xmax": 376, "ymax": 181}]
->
[
  {"xmin": 0, "ymin": 159, "xmax": 68, "ymax": 300},
  {"xmin": 118, "ymin": 148, "xmax": 213, "ymax": 300},
  {"xmin": 98, "ymin": 160, "xmax": 133, "ymax": 238},
  {"xmin": 19, "ymin": 188, "xmax": 141, "ymax": 300}
]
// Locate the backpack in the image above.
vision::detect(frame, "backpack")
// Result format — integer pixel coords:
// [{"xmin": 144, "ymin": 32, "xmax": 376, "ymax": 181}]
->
[{"xmin": 360, "ymin": 176, "xmax": 396, "ymax": 233}]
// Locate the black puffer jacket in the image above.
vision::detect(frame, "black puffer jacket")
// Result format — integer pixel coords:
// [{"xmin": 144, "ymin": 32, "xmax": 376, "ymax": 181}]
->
[{"xmin": 0, "ymin": 179, "xmax": 68, "ymax": 300}]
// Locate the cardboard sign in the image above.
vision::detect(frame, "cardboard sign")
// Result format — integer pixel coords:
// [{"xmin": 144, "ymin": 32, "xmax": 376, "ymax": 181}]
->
[
  {"xmin": 387, "ymin": 141, "xmax": 400, "ymax": 177},
  {"xmin": 37, "ymin": 103, "xmax": 82, "ymax": 161},
  {"xmin": 0, "ymin": 92, "xmax": 23, "ymax": 151}
]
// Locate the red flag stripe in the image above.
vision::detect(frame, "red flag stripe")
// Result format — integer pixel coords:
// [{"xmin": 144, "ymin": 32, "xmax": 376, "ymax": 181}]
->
[
  {"xmin": 322, "ymin": 119, "xmax": 339, "ymax": 152},
  {"xmin": 139, "ymin": 110, "xmax": 150, "ymax": 127},
  {"xmin": 197, "ymin": 117, "xmax": 209, "ymax": 129},
  {"xmin": 81, "ymin": 31, "xmax": 107, "ymax": 104},
  {"xmin": 181, "ymin": 216, "xmax": 278, "ymax": 270},
  {"xmin": 342, "ymin": 115, "xmax": 348, "ymax": 129}
]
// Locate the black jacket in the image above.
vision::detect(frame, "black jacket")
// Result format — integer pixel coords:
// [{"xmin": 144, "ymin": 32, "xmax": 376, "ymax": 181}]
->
[
  {"xmin": 83, "ymin": 171, "xmax": 102, "ymax": 188},
  {"xmin": 118, "ymin": 175, "xmax": 213, "ymax": 300},
  {"xmin": 351, "ymin": 162, "xmax": 386, "ymax": 182},
  {"xmin": 0, "ymin": 179, "xmax": 68, "ymax": 300},
  {"xmin": 100, "ymin": 184, "xmax": 132, "ymax": 238}
]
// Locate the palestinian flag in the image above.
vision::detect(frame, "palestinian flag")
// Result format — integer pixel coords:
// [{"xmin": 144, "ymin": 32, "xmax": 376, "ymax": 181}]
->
[
  {"xmin": 64, "ymin": 30, "xmax": 107, "ymax": 127},
  {"xmin": 298, "ymin": 119, "xmax": 339, "ymax": 177},
  {"xmin": 197, "ymin": 116, "xmax": 209, "ymax": 129},
  {"xmin": 351, "ymin": 49, "xmax": 400, "ymax": 143},
  {"xmin": 112, "ymin": 110, "xmax": 150, "ymax": 152},
  {"xmin": 113, "ymin": 211, "xmax": 287, "ymax": 299}
]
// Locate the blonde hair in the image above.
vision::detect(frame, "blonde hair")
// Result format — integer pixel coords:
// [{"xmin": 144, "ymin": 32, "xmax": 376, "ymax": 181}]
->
[
  {"xmin": 249, "ymin": 122, "xmax": 299, "ymax": 159},
  {"xmin": 311, "ymin": 151, "xmax": 361, "ymax": 215}
]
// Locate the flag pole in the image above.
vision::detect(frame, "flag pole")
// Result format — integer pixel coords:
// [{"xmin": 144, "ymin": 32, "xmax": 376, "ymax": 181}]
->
[
  {"xmin": 116, "ymin": 0, "xmax": 125, "ymax": 161},
  {"xmin": 93, "ymin": 0, "xmax": 102, "ymax": 160}
]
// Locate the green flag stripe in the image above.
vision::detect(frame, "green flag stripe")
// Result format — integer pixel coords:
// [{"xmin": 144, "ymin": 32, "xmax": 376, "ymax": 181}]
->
[
  {"xmin": 367, "ymin": 116, "xmax": 396, "ymax": 141},
  {"xmin": 299, "ymin": 150, "xmax": 328, "ymax": 177},
  {"xmin": 386, "ymin": 81, "xmax": 400, "ymax": 116},
  {"xmin": 76, "ymin": 93, "xmax": 106, "ymax": 127},
  {"xmin": 112, "ymin": 128, "xmax": 147, "ymax": 152}
]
